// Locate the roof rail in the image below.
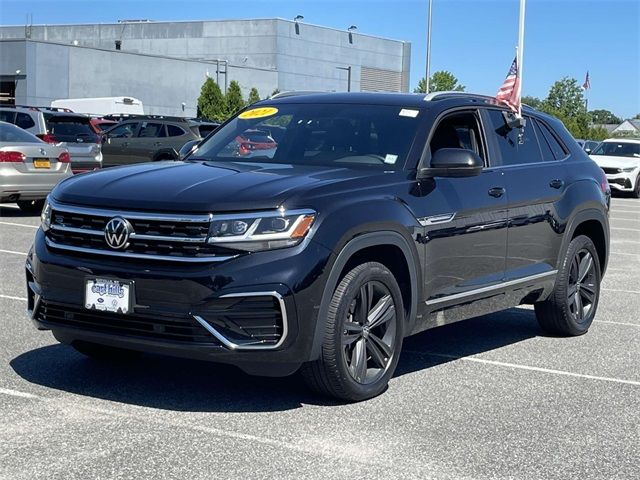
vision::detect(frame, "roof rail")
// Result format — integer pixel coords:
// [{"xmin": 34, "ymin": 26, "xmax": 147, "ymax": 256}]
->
[
  {"xmin": 1, "ymin": 104, "xmax": 75, "ymax": 113},
  {"xmin": 102, "ymin": 113, "xmax": 189, "ymax": 122},
  {"xmin": 423, "ymin": 91, "xmax": 497, "ymax": 102},
  {"xmin": 269, "ymin": 90, "xmax": 325, "ymax": 99}
]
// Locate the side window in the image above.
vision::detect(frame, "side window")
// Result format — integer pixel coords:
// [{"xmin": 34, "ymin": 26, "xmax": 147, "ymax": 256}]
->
[
  {"xmin": 536, "ymin": 120, "xmax": 568, "ymax": 160},
  {"xmin": 166, "ymin": 124, "xmax": 186, "ymax": 137},
  {"xmin": 137, "ymin": 122, "xmax": 164, "ymax": 138},
  {"xmin": 0, "ymin": 111, "xmax": 16, "ymax": 124},
  {"xmin": 532, "ymin": 120, "xmax": 555, "ymax": 161},
  {"xmin": 429, "ymin": 110, "xmax": 485, "ymax": 161},
  {"xmin": 486, "ymin": 110, "xmax": 543, "ymax": 166},
  {"xmin": 16, "ymin": 112, "xmax": 36, "ymax": 129},
  {"xmin": 108, "ymin": 122, "xmax": 138, "ymax": 138}
]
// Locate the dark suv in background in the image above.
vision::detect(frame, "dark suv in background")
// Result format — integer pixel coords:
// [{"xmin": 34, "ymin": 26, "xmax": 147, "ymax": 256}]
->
[
  {"xmin": 26, "ymin": 92, "xmax": 610, "ymax": 401},
  {"xmin": 101, "ymin": 115, "xmax": 201, "ymax": 166}
]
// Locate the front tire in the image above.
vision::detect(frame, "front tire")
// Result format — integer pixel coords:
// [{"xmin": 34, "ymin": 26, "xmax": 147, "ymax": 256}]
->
[
  {"xmin": 17, "ymin": 199, "xmax": 45, "ymax": 213},
  {"xmin": 632, "ymin": 175, "xmax": 640, "ymax": 198},
  {"xmin": 535, "ymin": 235, "xmax": 601, "ymax": 336},
  {"xmin": 302, "ymin": 262, "xmax": 404, "ymax": 402}
]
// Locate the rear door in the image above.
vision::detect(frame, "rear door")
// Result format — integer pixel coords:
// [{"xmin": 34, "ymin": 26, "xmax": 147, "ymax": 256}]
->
[
  {"xmin": 417, "ymin": 109, "xmax": 509, "ymax": 303},
  {"xmin": 129, "ymin": 121, "xmax": 166, "ymax": 162},
  {"xmin": 482, "ymin": 109, "xmax": 568, "ymax": 281}
]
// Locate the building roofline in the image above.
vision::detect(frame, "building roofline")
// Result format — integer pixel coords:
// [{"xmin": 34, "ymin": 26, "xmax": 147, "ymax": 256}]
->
[{"xmin": 0, "ymin": 17, "xmax": 409, "ymax": 44}]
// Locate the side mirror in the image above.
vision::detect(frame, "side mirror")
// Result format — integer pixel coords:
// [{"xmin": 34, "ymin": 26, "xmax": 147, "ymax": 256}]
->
[
  {"xmin": 418, "ymin": 148, "xmax": 484, "ymax": 178},
  {"xmin": 584, "ymin": 148, "xmax": 592, "ymax": 154}
]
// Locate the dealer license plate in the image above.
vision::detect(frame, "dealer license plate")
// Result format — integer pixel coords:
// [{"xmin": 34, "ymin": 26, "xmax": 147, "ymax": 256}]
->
[
  {"xmin": 33, "ymin": 158, "xmax": 51, "ymax": 168},
  {"xmin": 85, "ymin": 278, "xmax": 131, "ymax": 314}
]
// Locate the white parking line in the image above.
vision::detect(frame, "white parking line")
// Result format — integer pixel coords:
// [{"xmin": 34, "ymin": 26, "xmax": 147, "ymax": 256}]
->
[
  {"xmin": 0, "ymin": 294, "xmax": 27, "ymax": 302},
  {"xmin": 0, "ymin": 387, "xmax": 39, "ymax": 399},
  {"xmin": 0, "ymin": 249, "xmax": 27, "ymax": 256},
  {"xmin": 406, "ymin": 351, "xmax": 640, "ymax": 386},
  {"xmin": 602, "ymin": 288, "xmax": 640, "ymax": 294},
  {"xmin": 610, "ymin": 227, "xmax": 640, "ymax": 232},
  {"xmin": 610, "ymin": 252, "xmax": 640, "ymax": 257},
  {"xmin": 596, "ymin": 320, "xmax": 639, "ymax": 327},
  {"xmin": 0, "ymin": 221, "xmax": 38, "ymax": 229}
]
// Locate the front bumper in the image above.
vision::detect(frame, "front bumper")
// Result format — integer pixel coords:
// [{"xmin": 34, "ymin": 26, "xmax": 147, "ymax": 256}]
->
[
  {"xmin": 26, "ymin": 229, "xmax": 335, "ymax": 376},
  {"xmin": 605, "ymin": 171, "xmax": 637, "ymax": 192}
]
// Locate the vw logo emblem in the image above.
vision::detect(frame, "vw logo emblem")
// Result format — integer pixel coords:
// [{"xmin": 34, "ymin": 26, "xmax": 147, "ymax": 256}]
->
[
  {"xmin": 40, "ymin": 148, "xmax": 46, "ymax": 156},
  {"xmin": 104, "ymin": 217, "xmax": 133, "ymax": 250}
]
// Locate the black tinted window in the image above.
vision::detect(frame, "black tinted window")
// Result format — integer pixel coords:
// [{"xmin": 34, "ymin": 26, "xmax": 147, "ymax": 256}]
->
[
  {"xmin": 486, "ymin": 110, "xmax": 543, "ymax": 166},
  {"xmin": 0, "ymin": 111, "xmax": 16, "ymax": 123},
  {"xmin": 167, "ymin": 124, "xmax": 186, "ymax": 137},
  {"xmin": 108, "ymin": 122, "xmax": 138, "ymax": 138},
  {"xmin": 430, "ymin": 111, "xmax": 484, "ymax": 160},
  {"xmin": 0, "ymin": 122, "xmax": 41, "ymax": 143},
  {"xmin": 16, "ymin": 112, "xmax": 35, "ymax": 129},
  {"xmin": 532, "ymin": 120, "xmax": 555, "ymax": 161},
  {"xmin": 536, "ymin": 120, "xmax": 567, "ymax": 160}
]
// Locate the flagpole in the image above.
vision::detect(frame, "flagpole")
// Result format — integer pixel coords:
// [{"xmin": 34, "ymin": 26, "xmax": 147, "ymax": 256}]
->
[
  {"xmin": 517, "ymin": 0, "xmax": 526, "ymax": 118},
  {"xmin": 425, "ymin": 0, "xmax": 433, "ymax": 93}
]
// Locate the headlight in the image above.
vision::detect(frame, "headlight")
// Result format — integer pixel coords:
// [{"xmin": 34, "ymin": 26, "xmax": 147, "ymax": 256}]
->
[
  {"xmin": 41, "ymin": 197, "xmax": 52, "ymax": 232},
  {"xmin": 207, "ymin": 209, "xmax": 316, "ymax": 251},
  {"xmin": 622, "ymin": 166, "xmax": 638, "ymax": 172}
]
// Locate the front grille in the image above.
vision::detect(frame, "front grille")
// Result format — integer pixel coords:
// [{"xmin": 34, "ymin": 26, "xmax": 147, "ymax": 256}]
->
[
  {"xmin": 195, "ymin": 294, "xmax": 287, "ymax": 349},
  {"xmin": 46, "ymin": 200, "xmax": 238, "ymax": 262},
  {"xmin": 602, "ymin": 167, "xmax": 622, "ymax": 174},
  {"xmin": 36, "ymin": 301, "xmax": 220, "ymax": 345}
]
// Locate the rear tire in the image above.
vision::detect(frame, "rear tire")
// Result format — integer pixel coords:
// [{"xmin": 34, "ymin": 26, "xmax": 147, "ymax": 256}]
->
[
  {"xmin": 301, "ymin": 262, "xmax": 404, "ymax": 402},
  {"xmin": 535, "ymin": 235, "xmax": 601, "ymax": 336},
  {"xmin": 72, "ymin": 341, "xmax": 142, "ymax": 362},
  {"xmin": 17, "ymin": 199, "xmax": 45, "ymax": 214}
]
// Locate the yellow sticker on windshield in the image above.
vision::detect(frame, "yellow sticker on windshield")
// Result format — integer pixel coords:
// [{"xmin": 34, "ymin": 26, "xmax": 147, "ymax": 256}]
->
[{"xmin": 238, "ymin": 107, "xmax": 278, "ymax": 120}]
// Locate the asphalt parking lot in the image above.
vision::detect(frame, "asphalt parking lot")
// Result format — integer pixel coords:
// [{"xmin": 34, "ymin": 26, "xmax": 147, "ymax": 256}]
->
[{"xmin": 0, "ymin": 197, "xmax": 638, "ymax": 480}]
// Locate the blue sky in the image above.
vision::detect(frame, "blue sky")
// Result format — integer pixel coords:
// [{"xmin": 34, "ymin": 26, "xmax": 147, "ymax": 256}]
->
[{"xmin": 1, "ymin": 0, "xmax": 638, "ymax": 118}]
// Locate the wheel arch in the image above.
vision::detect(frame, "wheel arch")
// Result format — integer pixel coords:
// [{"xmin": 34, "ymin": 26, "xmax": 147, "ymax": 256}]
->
[
  {"xmin": 152, "ymin": 148, "xmax": 178, "ymax": 161},
  {"xmin": 560, "ymin": 208, "xmax": 609, "ymax": 275},
  {"xmin": 309, "ymin": 231, "xmax": 419, "ymax": 360}
]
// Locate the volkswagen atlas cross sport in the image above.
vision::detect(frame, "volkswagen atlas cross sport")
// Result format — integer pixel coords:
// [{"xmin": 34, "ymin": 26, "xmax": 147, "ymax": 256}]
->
[{"xmin": 26, "ymin": 92, "xmax": 610, "ymax": 402}]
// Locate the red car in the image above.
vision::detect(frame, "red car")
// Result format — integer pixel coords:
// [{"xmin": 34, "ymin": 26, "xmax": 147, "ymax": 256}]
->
[{"xmin": 89, "ymin": 118, "xmax": 118, "ymax": 134}]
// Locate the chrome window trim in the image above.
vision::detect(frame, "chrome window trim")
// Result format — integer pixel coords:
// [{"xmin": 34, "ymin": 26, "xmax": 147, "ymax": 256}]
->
[
  {"xmin": 45, "ymin": 237, "xmax": 235, "ymax": 263},
  {"xmin": 425, "ymin": 270, "xmax": 557, "ymax": 306},
  {"xmin": 192, "ymin": 291, "xmax": 288, "ymax": 351}
]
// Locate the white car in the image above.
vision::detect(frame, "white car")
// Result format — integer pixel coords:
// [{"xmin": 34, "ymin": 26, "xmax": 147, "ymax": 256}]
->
[{"xmin": 589, "ymin": 138, "xmax": 640, "ymax": 198}]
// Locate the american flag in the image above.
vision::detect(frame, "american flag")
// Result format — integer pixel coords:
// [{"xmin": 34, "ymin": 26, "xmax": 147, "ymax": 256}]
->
[
  {"xmin": 496, "ymin": 56, "xmax": 521, "ymax": 113},
  {"xmin": 582, "ymin": 71, "xmax": 590, "ymax": 90}
]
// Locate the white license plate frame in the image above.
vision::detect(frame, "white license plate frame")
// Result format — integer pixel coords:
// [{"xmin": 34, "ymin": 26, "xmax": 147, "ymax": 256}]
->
[{"xmin": 84, "ymin": 278, "xmax": 132, "ymax": 314}]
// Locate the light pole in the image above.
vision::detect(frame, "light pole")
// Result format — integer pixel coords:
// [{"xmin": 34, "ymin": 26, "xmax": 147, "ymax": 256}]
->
[
  {"xmin": 425, "ymin": 0, "xmax": 433, "ymax": 93},
  {"xmin": 14, "ymin": 69, "xmax": 21, "ymax": 104},
  {"xmin": 336, "ymin": 66, "xmax": 352, "ymax": 92}
]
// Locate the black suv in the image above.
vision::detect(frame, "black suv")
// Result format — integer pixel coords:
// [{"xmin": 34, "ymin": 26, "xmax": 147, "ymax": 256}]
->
[
  {"xmin": 26, "ymin": 92, "xmax": 610, "ymax": 401},
  {"xmin": 101, "ymin": 115, "xmax": 201, "ymax": 166}
]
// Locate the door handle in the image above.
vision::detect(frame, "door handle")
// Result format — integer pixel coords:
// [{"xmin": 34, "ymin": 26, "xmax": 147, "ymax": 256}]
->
[
  {"xmin": 549, "ymin": 179, "xmax": 564, "ymax": 189},
  {"xmin": 488, "ymin": 186, "xmax": 506, "ymax": 198},
  {"xmin": 153, "ymin": 142, "xmax": 163, "ymax": 147}
]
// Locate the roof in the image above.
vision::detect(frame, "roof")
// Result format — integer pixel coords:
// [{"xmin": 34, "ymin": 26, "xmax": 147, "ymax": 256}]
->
[{"xmin": 260, "ymin": 91, "xmax": 529, "ymax": 111}]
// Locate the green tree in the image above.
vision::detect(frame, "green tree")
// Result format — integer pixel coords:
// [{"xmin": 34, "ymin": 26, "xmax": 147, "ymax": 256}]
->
[
  {"xmin": 585, "ymin": 126, "xmax": 610, "ymax": 141},
  {"xmin": 270, "ymin": 88, "xmax": 281, "ymax": 98},
  {"xmin": 522, "ymin": 95, "xmax": 543, "ymax": 109},
  {"xmin": 413, "ymin": 71, "xmax": 465, "ymax": 94},
  {"xmin": 225, "ymin": 80, "xmax": 245, "ymax": 116},
  {"xmin": 633, "ymin": 113, "xmax": 640, "ymax": 120},
  {"xmin": 247, "ymin": 87, "xmax": 261, "ymax": 105},
  {"xmin": 540, "ymin": 77, "xmax": 589, "ymax": 138},
  {"xmin": 589, "ymin": 109, "xmax": 621, "ymax": 125},
  {"xmin": 196, "ymin": 77, "xmax": 226, "ymax": 121}
]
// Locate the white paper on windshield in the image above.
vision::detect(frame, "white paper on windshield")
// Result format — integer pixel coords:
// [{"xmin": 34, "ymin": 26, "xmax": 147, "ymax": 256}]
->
[
  {"xmin": 384, "ymin": 154, "xmax": 398, "ymax": 164},
  {"xmin": 399, "ymin": 109, "xmax": 419, "ymax": 118}
]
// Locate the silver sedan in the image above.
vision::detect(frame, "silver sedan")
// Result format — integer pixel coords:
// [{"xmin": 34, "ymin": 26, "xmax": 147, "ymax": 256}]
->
[{"xmin": 0, "ymin": 121, "xmax": 73, "ymax": 213}]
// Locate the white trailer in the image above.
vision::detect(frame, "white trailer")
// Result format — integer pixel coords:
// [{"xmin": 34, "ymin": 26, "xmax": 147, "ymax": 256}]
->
[{"xmin": 50, "ymin": 97, "xmax": 144, "ymax": 115}]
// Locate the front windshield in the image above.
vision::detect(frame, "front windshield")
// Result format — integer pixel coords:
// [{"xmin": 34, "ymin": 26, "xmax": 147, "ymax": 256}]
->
[
  {"xmin": 191, "ymin": 103, "xmax": 422, "ymax": 169},
  {"xmin": 591, "ymin": 141, "xmax": 640, "ymax": 158}
]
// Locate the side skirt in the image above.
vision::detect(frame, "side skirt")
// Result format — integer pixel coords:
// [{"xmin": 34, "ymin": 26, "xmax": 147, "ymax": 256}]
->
[{"xmin": 409, "ymin": 271, "xmax": 557, "ymax": 335}]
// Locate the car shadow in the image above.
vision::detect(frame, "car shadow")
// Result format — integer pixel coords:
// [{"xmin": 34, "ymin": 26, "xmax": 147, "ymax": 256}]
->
[
  {"xmin": 10, "ymin": 307, "xmax": 540, "ymax": 412},
  {"xmin": 0, "ymin": 205, "xmax": 39, "ymax": 218}
]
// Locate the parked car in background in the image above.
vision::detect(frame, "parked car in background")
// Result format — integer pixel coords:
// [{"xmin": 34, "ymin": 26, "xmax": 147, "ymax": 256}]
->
[
  {"xmin": 179, "ymin": 139, "xmax": 200, "ymax": 159},
  {"xmin": 89, "ymin": 117, "xmax": 118, "ymax": 133},
  {"xmin": 101, "ymin": 116, "xmax": 200, "ymax": 166},
  {"xmin": 0, "ymin": 106, "xmax": 103, "ymax": 174},
  {"xmin": 0, "ymin": 121, "xmax": 72, "ymax": 212},
  {"xmin": 589, "ymin": 138, "xmax": 640, "ymax": 197},
  {"xmin": 188, "ymin": 118, "xmax": 221, "ymax": 138},
  {"xmin": 576, "ymin": 139, "xmax": 600, "ymax": 154}
]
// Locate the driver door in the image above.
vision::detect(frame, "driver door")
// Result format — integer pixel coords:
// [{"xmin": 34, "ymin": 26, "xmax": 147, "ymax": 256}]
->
[{"xmin": 102, "ymin": 121, "xmax": 140, "ymax": 166}]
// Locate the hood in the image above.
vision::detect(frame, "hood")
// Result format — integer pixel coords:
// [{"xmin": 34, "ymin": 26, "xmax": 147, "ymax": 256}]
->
[
  {"xmin": 590, "ymin": 154, "xmax": 640, "ymax": 169},
  {"xmin": 52, "ymin": 160, "xmax": 383, "ymax": 212}
]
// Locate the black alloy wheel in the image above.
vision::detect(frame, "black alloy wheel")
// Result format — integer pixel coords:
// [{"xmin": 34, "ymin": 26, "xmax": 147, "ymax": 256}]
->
[{"xmin": 566, "ymin": 248, "xmax": 597, "ymax": 324}]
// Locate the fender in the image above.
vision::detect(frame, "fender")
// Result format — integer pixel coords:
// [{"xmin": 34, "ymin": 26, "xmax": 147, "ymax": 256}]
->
[
  {"xmin": 309, "ymin": 231, "xmax": 419, "ymax": 360},
  {"xmin": 557, "ymin": 207, "xmax": 610, "ymax": 274}
]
